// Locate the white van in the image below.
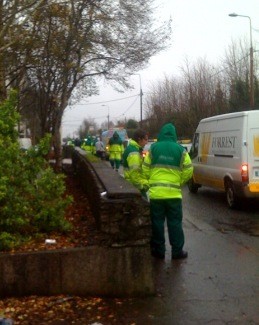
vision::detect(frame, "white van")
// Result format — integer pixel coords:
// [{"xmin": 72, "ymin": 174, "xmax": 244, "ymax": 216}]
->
[{"xmin": 188, "ymin": 110, "xmax": 259, "ymax": 208}]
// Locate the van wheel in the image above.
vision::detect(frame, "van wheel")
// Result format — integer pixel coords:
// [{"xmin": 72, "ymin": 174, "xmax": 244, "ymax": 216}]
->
[
  {"xmin": 225, "ymin": 180, "xmax": 238, "ymax": 209},
  {"xmin": 188, "ymin": 178, "xmax": 199, "ymax": 193}
]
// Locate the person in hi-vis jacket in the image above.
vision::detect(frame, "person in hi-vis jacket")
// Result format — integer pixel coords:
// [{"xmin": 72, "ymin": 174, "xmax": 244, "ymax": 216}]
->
[
  {"xmin": 108, "ymin": 131, "xmax": 124, "ymax": 171},
  {"xmin": 142, "ymin": 123, "xmax": 193, "ymax": 260}
]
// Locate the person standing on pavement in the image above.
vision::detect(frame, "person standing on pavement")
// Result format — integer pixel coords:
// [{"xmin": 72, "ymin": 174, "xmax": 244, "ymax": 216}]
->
[
  {"xmin": 81, "ymin": 135, "xmax": 94, "ymax": 154},
  {"xmin": 108, "ymin": 131, "xmax": 124, "ymax": 171},
  {"xmin": 142, "ymin": 123, "xmax": 193, "ymax": 260},
  {"xmin": 122, "ymin": 129, "xmax": 149, "ymax": 195},
  {"xmin": 95, "ymin": 137, "xmax": 105, "ymax": 159}
]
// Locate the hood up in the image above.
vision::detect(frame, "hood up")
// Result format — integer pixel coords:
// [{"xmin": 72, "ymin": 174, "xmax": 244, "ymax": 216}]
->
[{"xmin": 157, "ymin": 123, "xmax": 177, "ymax": 142}]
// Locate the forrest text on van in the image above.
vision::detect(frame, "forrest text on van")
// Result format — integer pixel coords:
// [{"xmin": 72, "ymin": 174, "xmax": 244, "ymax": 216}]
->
[{"xmin": 188, "ymin": 110, "xmax": 259, "ymax": 208}]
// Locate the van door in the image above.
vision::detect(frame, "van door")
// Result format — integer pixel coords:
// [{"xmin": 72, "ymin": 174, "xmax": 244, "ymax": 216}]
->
[
  {"xmin": 191, "ymin": 132, "xmax": 215, "ymax": 187},
  {"xmin": 248, "ymin": 127, "xmax": 259, "ymax": 193}
]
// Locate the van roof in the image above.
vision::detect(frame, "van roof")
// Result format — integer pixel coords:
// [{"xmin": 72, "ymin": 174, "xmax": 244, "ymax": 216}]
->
[{"xmin": 201, "ymin": 110, "xmax": 259, "ymax": 123}]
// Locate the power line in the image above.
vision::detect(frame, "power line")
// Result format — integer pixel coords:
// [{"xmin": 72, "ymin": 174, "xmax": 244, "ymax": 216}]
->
[
  {"xmin": 114, "ymin": 96, "xmax": 139, "ymax": 119},
  {"xmin": 71, "ymin": 94, "xmax": 139, "ymax": 106},
  {"xmin": 209, "ymin": 52, "xmax": 250, "ymax": 78}
]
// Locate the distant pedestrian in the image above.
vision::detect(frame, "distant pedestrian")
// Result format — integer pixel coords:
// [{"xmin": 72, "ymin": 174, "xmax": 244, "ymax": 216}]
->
[
  {"xmin": 143, "ymin": 123, "xmax": 193, "ymax": 260},
  {"xmin": 108, "ymin": 131, "xmax": 124, "ymax": 171},
  {"xmin": 74, "ymin": 138, "xmax": 82, "ymax": 147},
  {"xmin": 122, "ymin": 129, "xmax": 149, "ymax": 195},
  {"xmin": 81, "ymin": 136, "xmax": 94, "ymax": 154},
  {"xmin": 95, "ymin": 137, "xmax": 105, "ymax": 159}
]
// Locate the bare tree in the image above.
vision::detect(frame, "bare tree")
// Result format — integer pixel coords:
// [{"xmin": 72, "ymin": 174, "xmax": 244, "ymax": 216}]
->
[
  {"xmin": 222, "ymin": 39, "xmax": 251, "ymax": 111},
  {"xmin": 77, "ymin": 117, "xmax": 97, "ymax": 139},
  {"xmin": 5, "ymin": 0, "xmax": 171, "ymax": 169},
  {"xmin": 144, "ymin": 37, "xmax": 259, "ymax": 140},
  {"xmin": 0, "ymin": 0, "xmax": 48, "ymax": 99},
  {"xmin": 145, "ymin": 58, "xmax": 230, "ymax": 137}
]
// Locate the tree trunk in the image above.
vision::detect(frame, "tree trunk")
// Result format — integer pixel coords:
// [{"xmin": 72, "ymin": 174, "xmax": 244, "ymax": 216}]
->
[
  {"xmin": 0, "ymin": 0, "xmax": 7, "ymax": 101},
  {"xmin": 52, "ymin": 124, "xmax": 63, "ymax": 173}
]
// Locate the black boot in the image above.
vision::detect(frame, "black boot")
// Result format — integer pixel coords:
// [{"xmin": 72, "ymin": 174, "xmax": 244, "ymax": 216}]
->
[{"xmin": 172, "ymin": 250, "xmax": 188, "ymax": 260}]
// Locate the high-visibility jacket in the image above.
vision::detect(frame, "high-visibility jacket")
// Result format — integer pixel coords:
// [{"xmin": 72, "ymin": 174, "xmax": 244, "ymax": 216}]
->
[
  {"xmin": 108, "ymin": 131, "xmax": 124, "ymax": 160},
  {"xmin": 142, "ymin": 123, "xmax": 193, "ymax": 200},
  {"xmin": 81, "ymin": 137, "xmax": 93, "ymax": 154},
  {"xmin": 123, "ymin": 139, "xmax": 148, "ymax": 191}
]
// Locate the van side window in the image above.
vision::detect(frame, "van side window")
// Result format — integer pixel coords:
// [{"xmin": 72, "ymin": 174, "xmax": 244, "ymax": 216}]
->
[{"xmin": 190, "ymin": 133, "xmax": 199, "ymax": 159}]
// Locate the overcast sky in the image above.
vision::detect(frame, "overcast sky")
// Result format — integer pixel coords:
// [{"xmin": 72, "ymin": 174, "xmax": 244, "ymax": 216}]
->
[{"xmin": 62, "ymin": 0, "xmax": 259, "ymax": 138}]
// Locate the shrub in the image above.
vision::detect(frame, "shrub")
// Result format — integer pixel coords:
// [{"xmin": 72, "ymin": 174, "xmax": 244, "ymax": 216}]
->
[{"xmin": 0, "ymin": 90, "xmax": 72, "ymax": 251}]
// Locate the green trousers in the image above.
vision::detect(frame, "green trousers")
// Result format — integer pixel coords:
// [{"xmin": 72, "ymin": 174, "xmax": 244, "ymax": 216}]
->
[
  {"xmin": 150, "ymin": 198, "xmax": 184, "ymax": 256},
  {"xmin": 109, "ymin": 159, "xmax": 121, "ymax": 170}
]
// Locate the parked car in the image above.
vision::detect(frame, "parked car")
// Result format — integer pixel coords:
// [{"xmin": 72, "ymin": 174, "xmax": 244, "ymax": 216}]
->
[
  {"xmin": 178, "ymin": 139, "xmax": 192, "ymax": 153},
  {"xmin": 142, "ymin": 139, "xmax": 156, "ymax": 158},
  {"xmin": 181, "ymin": 143, "xmax": 192, "ymax": 153}
]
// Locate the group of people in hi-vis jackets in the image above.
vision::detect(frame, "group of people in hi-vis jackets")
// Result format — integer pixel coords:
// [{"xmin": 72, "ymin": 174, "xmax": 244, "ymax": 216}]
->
[
  {"xmin": 80, "ymin": 132, "xmax": 124, "ymax": 166},
  {"xmin": 122, "ymin": 123, "xmax": 193, "ymax": 261},
  {"xmin": 81, "ymin": 135, "xmax": 96, "ymax": 154},
  {"xmin": 79, "ymin": 124, "xmax": 194, "ymax": 262},
  {"xmin": 80, "ymin": 135, "xmax": 105, "ymax": 159}
]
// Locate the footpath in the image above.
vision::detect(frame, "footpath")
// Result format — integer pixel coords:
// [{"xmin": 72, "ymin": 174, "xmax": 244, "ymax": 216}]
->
[
  {"xmin": 113, "ymin": 211, "xmax": 259, "ymax": 325},
  {"xmin": 62, "ymin": 158, "xmax": 259, "ymax": 324}
]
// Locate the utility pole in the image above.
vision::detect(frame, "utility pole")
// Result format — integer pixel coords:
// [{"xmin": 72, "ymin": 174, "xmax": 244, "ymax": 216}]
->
[
  {"xmin": 229, "ymin": 13, "xmax": 254, "ymax": 108},
  {"xmin": 102, "ymin": 104, "xmax": 110, "ymax": 129},
  {"xmin": 134, "ymin": 74, "xmax": 143, "ymax": 126}
]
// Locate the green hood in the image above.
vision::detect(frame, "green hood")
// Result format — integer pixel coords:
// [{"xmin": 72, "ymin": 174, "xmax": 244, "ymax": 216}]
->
[
  {"xmin": 113, "ymin": 131, "xmax": 119, "ymax": 139},
  {"xmin": 109, "ymin": 131, "xmax": 122, "ymax": 145},
  {"xmin": 157, "ymin": 123, "xmax": 177, "ymax": 142}
]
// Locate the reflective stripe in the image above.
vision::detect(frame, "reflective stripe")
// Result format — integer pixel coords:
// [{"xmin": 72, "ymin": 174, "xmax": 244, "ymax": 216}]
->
[
  {"xmin": 151, "ymin": 164, "xmax": 181, "ymax": 171},
  {"xmin": 124, "ymin": 164, "xmax": 141, "ymax": 170},
  {"xmin": 128, "ymin": 151, "xmax": 141, "ymax": 158},
  {"xmin": 149, "ymin": 183, "xmax": 181, "ymax": 189},
  {"xmin": 142, "ymin": 161, "xmax": 150, "ymax": 167}
]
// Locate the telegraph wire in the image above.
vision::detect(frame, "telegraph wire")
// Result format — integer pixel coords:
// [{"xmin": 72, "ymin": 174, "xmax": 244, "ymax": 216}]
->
[{"xmin": 71, "ymin": 93, "xmax": 139, "ymax": 106}]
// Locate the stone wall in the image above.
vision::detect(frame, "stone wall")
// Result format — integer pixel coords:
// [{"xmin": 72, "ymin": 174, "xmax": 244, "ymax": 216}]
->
[
  {"xmin": 71, "ymin": 148, "xmax": 151, "ymax": 247},
  {"xmin": 0, "ymin": 246, "xmax": 154, "ymax": 297},
  {"xmin": 0, "ymin": 148, "xmax": 154, "ymax": 298}
]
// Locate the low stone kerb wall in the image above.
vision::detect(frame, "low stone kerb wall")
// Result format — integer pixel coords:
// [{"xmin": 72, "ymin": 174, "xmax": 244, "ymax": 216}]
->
[{"xmin": 0, "ymin": 148, "xmax": 154, "ymax": 298}]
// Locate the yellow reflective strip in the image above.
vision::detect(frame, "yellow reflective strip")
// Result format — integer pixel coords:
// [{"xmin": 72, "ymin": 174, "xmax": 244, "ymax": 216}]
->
[
  {"xmin": 149, "ymin": 183, "xmax": 181, "ymax": 189},
  {"xmin": 128, "ymin": 152, "xmax": 141, "ymax": 158},
  {"xmin": 151, "ymin": 164, "xmax": 181, "ymax": 170},
  {"xmin": 129, "ymin": 164, "xmax": 140, "ymax": 170},
  {"xmin": 142, "ymin": 161, "xmax": 150, "ymax": 167}
]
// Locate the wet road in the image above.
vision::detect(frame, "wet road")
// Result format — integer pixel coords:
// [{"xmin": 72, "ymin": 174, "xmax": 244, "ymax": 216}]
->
[
  {"xmin": 183, "ymin": 185, "xmax": 259, "ymax": 237},
  {"xmin": 110, "ymin": 185, "xmax": 259, "ymax": 325}
]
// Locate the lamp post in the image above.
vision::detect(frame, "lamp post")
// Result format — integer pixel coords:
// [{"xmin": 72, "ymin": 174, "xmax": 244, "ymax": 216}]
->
[
  {"xmin": 229, "ymin": 13, "xmax": 254, "ymax": 108},
  {"xmin": 101, "ymin": 104, "xmax": 110, "ymax": 129},
  {"xmin": 134, "ymin": 74, "xmax": 143, "ymax": 126}
]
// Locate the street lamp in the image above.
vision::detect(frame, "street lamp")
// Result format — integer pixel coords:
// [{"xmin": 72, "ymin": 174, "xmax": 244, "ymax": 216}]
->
[
  {"xmin": 229, "ymin": 13, "xmax": 254, "ymax": 108},
  {"xmin": 134, "ymin": 74, "xmax": 143, "ymax": 125},
  {"xmin": 101, "ymin": 104, "xmax": 110, "ymax": 129}
]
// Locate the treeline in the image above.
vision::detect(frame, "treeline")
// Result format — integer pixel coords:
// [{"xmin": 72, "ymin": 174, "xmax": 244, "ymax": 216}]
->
[
  {"xmin": 143, "ymin": 40, "xmax": 258, "ymax": 139},
  {"xmin": 0, "ymin": 0, "xmax": 170, "ymax": 170}
]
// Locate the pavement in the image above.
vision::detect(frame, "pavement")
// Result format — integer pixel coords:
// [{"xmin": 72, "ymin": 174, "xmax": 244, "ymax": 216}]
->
[
  {"xmin": 113, "ymin": 210, "xmax": 259, "ymax": 325},
  {"xmin": 62, "ymin": 158, "xmax": 259, "ymax": 324}
]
